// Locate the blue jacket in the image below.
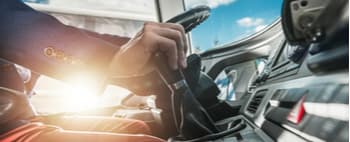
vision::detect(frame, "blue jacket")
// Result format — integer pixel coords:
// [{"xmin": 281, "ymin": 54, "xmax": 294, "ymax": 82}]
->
[
  {"xmin": 0, "ymin": 0, "xmax": 130, "ymax": 133},
  {"xmin": 0, "ymin": 0, "xmax": 129, "ymax": 81}
]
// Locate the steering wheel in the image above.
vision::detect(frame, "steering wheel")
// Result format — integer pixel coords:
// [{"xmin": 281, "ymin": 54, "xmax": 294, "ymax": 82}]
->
[{"xmin": 166, "ymin": 5, "xmax": 210, "ymax": 33}]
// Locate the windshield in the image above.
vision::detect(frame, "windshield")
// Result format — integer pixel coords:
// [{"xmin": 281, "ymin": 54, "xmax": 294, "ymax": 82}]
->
[{"xmin": 184, "ymin": 0, "xmax": 283, "ymax": 52}]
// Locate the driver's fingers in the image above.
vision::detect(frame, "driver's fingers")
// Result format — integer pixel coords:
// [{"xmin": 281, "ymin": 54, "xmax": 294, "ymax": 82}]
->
[
  {"xmin": 148, "ymin": 22, "xmax": 188, "ymax": 53},
  {"xmin": 160, "ymin": 23, "xmax": 188, "ymax": 53},
  {"xmin": 145, "ymin": 32, "xmax": 178, "ymax": 70},
  {"xmin": 146, "ymin": 22, "xmax": 188, "ymax": 68},
  {"xmin": 152, "ymin": 28, "xmax": 187, "ymax": 68},
  {"xmin": 161, "ymin": 23, "xmax": 188, "ymax": 68}
]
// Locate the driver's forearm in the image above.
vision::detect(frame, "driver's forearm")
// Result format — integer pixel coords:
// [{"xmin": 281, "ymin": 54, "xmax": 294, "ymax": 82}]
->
[{"xmin": 0, "ymin": 0, "xmax": 120, "ymax": 82}]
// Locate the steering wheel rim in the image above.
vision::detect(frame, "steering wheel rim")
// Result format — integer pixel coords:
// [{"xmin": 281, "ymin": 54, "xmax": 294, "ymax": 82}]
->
[{"xmin": 166, "ymin": 5, "xmax": 210, "ymax": 33}]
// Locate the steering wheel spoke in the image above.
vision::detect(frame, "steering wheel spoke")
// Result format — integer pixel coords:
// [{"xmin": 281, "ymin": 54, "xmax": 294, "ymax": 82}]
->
[{"xmin": 166, "ymin": 5, "xmax": 210, "ymax": 33}]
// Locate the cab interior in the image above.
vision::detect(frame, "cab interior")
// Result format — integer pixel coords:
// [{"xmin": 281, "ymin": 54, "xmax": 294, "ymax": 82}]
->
[{"xmin": 24, "ymin": 0, "xmax": 349, "ymax": 141}]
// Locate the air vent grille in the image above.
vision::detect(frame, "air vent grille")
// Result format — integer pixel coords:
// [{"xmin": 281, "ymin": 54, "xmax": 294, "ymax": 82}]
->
[{"xmin": 247, "ymin": 90, "xmax": 268, "ymax": 114}]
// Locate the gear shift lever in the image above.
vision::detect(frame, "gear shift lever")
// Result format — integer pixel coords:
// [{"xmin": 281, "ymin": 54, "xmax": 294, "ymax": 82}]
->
[
  {"xmin": 153, "ymin": 53, "xmax": 187, "ymax": 91},
  {"xmin": 153, "ymin": 52, "xmax": 219, "ymax": 140}
]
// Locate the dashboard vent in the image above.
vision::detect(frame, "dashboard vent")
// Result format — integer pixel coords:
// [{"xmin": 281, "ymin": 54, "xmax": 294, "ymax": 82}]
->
[{"xmin": 247, "ymin": 90, "xmax": 268, "ymax": 114}]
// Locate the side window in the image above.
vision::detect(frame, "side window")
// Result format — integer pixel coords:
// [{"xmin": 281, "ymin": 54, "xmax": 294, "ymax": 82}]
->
[
  {"xmin": 215, "ymin": 59, "xmax": 267, "ymax": 101},
  {"xmin": 216, "ymin": 70, "xmax": 237, "ymax": 101}
]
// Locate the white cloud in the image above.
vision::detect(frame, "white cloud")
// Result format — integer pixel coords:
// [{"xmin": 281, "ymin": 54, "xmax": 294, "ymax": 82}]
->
[
  {"xmin": 236, "ymin": 17, "xmax": 264, "ymax": 27},
  {"xmin": 236, "ymin": 17, "xmax": 267, "ymax": 32},
  {"xmin": 186, "ymin": 0, "xmax": 236, "ymax": 9}
]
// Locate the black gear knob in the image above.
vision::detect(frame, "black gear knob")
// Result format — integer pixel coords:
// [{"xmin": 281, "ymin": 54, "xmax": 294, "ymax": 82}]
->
[{"xmin": 153, "ymin": 52, "xmax": 185, "ymax": 86}]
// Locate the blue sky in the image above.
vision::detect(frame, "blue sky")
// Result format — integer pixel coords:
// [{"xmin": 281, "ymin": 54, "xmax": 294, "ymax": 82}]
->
[{"xmin": 186, "ymin": 0, "xmax": 283, "ymax": 51}]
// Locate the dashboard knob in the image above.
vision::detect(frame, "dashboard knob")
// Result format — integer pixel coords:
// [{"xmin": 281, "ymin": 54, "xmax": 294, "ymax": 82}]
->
[{"xmin": 287, "ymin": 44, "xmax": 308, "ymax": 62}]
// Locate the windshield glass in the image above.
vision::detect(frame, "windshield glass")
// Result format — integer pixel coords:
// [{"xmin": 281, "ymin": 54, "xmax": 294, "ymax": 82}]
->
[{"xmin": 184, "ymin": 0, "xmax": 283, "ymax": 52}]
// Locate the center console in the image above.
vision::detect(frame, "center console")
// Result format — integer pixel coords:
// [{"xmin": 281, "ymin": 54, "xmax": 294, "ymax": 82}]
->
[{"xmin": 193, "ymin": 41, "xmax": 348, "ymax": 141}]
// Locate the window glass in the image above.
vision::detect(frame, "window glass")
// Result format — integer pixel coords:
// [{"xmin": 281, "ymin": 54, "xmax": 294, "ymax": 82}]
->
[
  {"xmin": 184, "ymin": 0, "xmax": 283, "ymax": 52},
  {"xmin": 216, "ymin": 71, "xmax": 237, "ymax": 101}
]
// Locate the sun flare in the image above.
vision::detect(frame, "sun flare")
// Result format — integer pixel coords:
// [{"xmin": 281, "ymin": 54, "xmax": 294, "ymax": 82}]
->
[{"xmin": 32, "ymin": 74, "xmax": 130, "ymax": 113}]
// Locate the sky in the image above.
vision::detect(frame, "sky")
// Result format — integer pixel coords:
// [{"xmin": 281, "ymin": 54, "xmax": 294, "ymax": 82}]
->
[{"xmin": 185, "ymin": 0, "xmax": 283, "ymax": 51}]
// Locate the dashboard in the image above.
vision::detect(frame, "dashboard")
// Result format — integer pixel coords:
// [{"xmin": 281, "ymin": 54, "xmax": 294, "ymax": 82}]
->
[{"xmin": 236, "ymin": 36, "xmax": 349, "ymax": 142}]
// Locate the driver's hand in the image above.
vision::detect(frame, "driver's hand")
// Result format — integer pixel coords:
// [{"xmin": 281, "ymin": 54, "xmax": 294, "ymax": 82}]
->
[{"xmin": 109, "ymin": 22, "xmax": 188, "ymax": 77}]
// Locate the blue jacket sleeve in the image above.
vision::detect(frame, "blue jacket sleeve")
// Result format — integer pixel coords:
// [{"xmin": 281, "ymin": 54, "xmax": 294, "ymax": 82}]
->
[{"xmin": 0, "ymin": 0, "xmax": 125, "ymax": 81}]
